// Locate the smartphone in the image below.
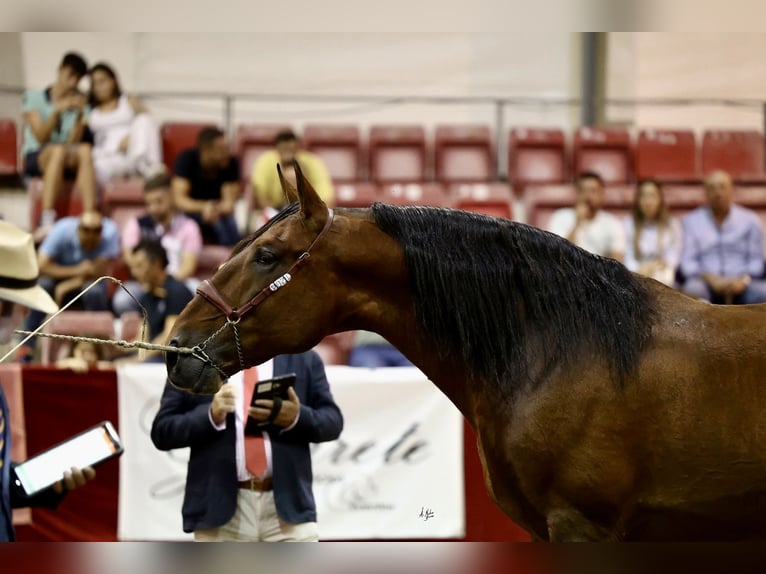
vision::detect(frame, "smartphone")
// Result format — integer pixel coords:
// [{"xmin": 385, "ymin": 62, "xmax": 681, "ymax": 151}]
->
[
  {"xmin": 246, "ymin": 374, "xmax": 296, "ymax": 433},
  {"xmin": 13, "ymin": 421, "xmax": 123, "ymax": 496},
  {"xmin": 249, "ymin": 373, "xmax": 297, "ymax": 405}
]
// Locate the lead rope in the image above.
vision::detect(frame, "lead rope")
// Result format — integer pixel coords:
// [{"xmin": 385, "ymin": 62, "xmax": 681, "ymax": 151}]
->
[{"xmin": 1, "ymin": 276, "xmax": 227, "ymax": 377}]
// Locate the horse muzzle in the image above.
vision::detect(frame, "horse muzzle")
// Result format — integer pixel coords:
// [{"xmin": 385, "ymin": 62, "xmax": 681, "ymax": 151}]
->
[{"xmin": 165, "ymin": 340, "xmax": 224, "ymax": 394}]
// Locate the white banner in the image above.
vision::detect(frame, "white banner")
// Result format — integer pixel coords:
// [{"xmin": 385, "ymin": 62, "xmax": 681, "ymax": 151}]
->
[{"xmin": 117, "ymin": 364, "xmax": 464, "ymax": 540}]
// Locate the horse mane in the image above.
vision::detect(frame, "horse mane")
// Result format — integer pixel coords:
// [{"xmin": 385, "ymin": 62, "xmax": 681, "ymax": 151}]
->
[{"xmin": 370, "ymin": 203, "xmax": 657, "ymax": 390}]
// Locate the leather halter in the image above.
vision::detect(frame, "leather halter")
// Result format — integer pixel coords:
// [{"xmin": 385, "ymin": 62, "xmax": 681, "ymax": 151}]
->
[{"xmin": 188, "ymin": 208, "xmax": 335, "ymax": 378}]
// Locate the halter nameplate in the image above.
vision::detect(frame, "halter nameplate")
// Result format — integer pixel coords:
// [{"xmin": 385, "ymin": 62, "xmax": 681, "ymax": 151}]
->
[{"xmin": 269, "ymin": 272, "xmax": 292, "ymax": 292}]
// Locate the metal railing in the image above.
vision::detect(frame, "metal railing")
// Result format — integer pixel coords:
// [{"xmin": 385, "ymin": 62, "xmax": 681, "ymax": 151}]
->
[{"xmin": 2, "ymin": 86, "xmax": 765, "ymax": 177}]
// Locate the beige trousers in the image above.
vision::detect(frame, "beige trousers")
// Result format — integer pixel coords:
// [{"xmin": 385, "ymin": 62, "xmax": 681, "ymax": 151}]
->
[{"xmin": 194, "ymin": 489, "xmax": 319, "ymax": 542}]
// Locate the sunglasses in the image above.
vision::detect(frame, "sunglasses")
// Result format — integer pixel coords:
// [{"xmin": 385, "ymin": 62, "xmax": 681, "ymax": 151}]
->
[{"xmin": 78, "ymin": 225, "xmax": 103, "ymax": 233}]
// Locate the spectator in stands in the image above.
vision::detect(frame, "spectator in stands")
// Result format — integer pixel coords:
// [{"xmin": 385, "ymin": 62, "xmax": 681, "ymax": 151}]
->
[
  {"xmin": 680, "ymin": 170, "xmax": 766, "ymax": 304},
  {"xmin": 113, "ymin": 172, "xmax": 202, "ymax": 316},
  {"xmin": 129, "ymin": 239, "xmax": 193, "ymax": 361},
  {"xmin": 56, "ymin": 337, "xmax": 114, "ymax": 373},
  {"xmin": 21, "ymin": 211, "xmax": 119, "ymax": 361},
  {"xmin": 251, "ymin": 130, "xmax": 334, "ymax": 214},
  {"xmin": 548, "ymin": 171, "xmax": 625, "ymax": 261},
  {"xmin": 348, "ymin": 331, "xmax": 413, "ymax": 368},
  {"xmin": 0, "ymin": 221, "xmax": 96, "ymax": 542},
  {"xmin": 151, "ymin": 350, "xmax": 343, "ymax": 541},
  {"xmin": 172, "ymin": 128, "xmax": 240, "ymax": 246},
  {"xmin": 21, "ymin": 52, "xmax": 98, "ymax": 243},
  {"xmin": 623, "ymin": 180, "xmax": 682, "ymax": 286},
  {"xmin": 87, "ymin": 62, "xmax": 163, "ymax": 184}
]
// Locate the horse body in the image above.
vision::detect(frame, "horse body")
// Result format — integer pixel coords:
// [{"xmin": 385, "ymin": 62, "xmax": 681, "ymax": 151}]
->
[
  {"xmin": 485, "ymin": 286, "xmax": 766, "ymax": 540},
  {"xmin": 166, "ymin": 165, "xmax": 766, "ymax": 541}
]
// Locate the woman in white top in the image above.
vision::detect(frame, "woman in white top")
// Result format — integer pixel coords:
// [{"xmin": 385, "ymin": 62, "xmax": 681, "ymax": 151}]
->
[
  {"xmin": 623, "ymin": 180, "xmax": 682, "ymax": 286},
  {"xmin": 87, "ymin": 62, "xmax": 163, "ymax": 184}
]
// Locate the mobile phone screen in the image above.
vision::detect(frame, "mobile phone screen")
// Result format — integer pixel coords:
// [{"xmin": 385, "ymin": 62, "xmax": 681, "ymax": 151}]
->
[{"xmin": 14, "ymin": 423, "xmax": 121, "ymax": 496}]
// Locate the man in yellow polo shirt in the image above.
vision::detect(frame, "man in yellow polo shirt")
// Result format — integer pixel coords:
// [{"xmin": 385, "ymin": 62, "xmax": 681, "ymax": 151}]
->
[{"xmin": 250, "ymin": 130, "xmax": 334, "ymax": 210}]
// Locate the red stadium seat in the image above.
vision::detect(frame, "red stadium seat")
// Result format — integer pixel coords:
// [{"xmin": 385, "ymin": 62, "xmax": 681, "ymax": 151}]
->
[
  {"xmin": 303, "ymin": 125, "xmax": 362, "ymax": 182},
  {"xmin": 101, "ymin": 178, "xmax": 146, "ymax": 233},
  {"xmin": 701, "ymin": 130, "xmax": 766, "ymax": 183},
  {"xmin": 196, "ymin": 245, "xmax": 232, "ymax": 281},
  {"xmin": 27, "ymin": 178, "xmax": 81, "ymax": 233},
  {"xmin": 40, "ymin": 311, "xmax": 115, "ymax": 365},
  {"xmin": 369, "ymin": 125, "xmax": 427, "ymax": 183},
  {"xmin": 662, "ymin": 184, "xmax": 706, "ymax": 216},
  {"xmin": 380, "ymin": 182, "xmax": 448, "ymax": 206},
  {"xmin": 334, "ymin": 182, "xmax": 380, "ymax": 208},
  {"xmin": 451, "ymin": 183, "xmax": 514, "ymax": 219},
  {"xmin": 434, "ymin": 125, "xmax": 495, "ymax": 183},
  {"xmin": 524, "ymin": 184, "xmax": 577, "ymax": 230},
  {"xmin": 313, "ymin": 331, "xmax": 356, "ymax": 365},
  {"xmin": 573, "ymin": 127, "xmax": 632, "ymax": 184},
  {"xmin": 635, "ymin": 129, "xmax": 699, "ymax": 183},
  {"xmin": 160, "ymin": 122, "xmax": 218, "ymax": 172},
  {"xmin": 0, "ymin": 119, "xmax": 18, "ymax": 176},
  {"xmin": 508, "ymin": 128, "xmax": 568, "ymax": 197}
]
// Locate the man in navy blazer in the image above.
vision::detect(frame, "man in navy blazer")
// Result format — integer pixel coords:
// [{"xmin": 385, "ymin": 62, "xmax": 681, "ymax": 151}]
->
[{"xmin": 151, "ymin": 350, "xmax": 343, "ymax": 541}]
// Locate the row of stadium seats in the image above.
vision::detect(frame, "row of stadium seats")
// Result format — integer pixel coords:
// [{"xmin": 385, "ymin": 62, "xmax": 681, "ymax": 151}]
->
[
  {"xmin": 24, "ymin": 174, "xmax": 766, "ymax": 236},
  {"xmin": 3, "ymin": 119, "xmax": 764, "ymax": 192}
]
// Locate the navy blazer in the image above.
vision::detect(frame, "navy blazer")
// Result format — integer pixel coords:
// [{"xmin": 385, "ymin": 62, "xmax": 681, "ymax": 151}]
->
[
  {"xmin": 151, "ymin": 351, "xmax": 343, "ymax": 533},
  {"xmin": 0, "ymin": 385, "xmax": 64, "ymax": 542}
]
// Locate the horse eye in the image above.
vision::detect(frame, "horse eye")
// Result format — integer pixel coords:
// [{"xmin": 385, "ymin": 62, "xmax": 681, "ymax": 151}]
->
[{"xmin": 254, "ymin": 248, "xmax": 277, "ymax": 266}]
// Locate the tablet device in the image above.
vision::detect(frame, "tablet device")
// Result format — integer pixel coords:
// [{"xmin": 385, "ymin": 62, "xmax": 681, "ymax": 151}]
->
[
  {"xmin": 245, "ymin": 373, "xmax": 296, "ymax": 433},
  {"xmin": 13, "ymin": 420, "xmax": 123, "ymax": 496}
]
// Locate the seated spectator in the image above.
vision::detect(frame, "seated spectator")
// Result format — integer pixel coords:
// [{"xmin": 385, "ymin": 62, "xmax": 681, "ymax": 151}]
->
[
  {"xmin": 21, "ymin": 52, "xmax": 98, "ymax": 242},
  {"xmin": 680, "ymin": 170, "xmax": 766, "ymax": 304},
  {"xmin": 113, "ymin": 172, "xmax": 202, "ymax": 315},
  {"xmin": 547, "ymin": 171, "xmax": 625, "ymax": 261},
  {"xmin": 21, "ymin": 211, "xmax": 119, "ymax": 361},
  {"xmin": 56, "ymin": 337, "xmax": 114, "ymax": 373},
  {"xmin": 87, "ymin": 62, "xmax": 163, "ymax": 184},
  {"xmin": 623, "ymin": 180, "xmax": 682, "ymax": 286},
  {"xmin": 172, "ymin": 128, "xmax": 240, "ymax": 246},
  {"xmin": 251, "ymin": 130, "xmax": 334, "ymax": 213},
  {"xmin": 128, "ymin": 239, "xmax": 193, "ymax": 361},
  {"xmin": 348, "ymin": 331, "xmax": 413, "ymax": 368}
]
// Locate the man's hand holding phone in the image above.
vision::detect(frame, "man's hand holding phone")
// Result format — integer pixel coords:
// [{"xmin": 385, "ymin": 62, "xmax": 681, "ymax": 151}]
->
[{"xmin": 249, "ymin": 386, "xmax": 301, "ymax": 428}]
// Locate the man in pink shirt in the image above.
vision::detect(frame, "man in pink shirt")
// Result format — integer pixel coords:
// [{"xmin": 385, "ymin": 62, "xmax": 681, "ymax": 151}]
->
[{"xmin": 113, "ymin": 172, "xmax": 203, "ymax": 315}]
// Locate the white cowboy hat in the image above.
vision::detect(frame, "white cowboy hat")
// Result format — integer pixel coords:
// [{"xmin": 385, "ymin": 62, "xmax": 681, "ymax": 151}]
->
[{"xmin": 0, "ymin": 221, "xmax": 58, "ymax": 314}]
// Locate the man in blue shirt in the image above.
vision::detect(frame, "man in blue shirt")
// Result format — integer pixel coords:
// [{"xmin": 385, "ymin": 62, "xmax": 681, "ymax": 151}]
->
[
  {"xmin": 680, "ymin": 170, "xmax": 766, "ymax": 304},
  {"xmin": 22, "ymin": 52, "xmax": 98, "ymax": 242},
  {"xmin": 20, "ymin": 211, "xmax": 120, "ymax": 360},
  {"xmin": 0, "ymin": 221, "xmax": 95, "ymax": 541}
]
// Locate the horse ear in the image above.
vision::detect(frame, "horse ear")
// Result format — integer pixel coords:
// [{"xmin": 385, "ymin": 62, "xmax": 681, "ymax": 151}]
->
[
  {"xmin": 277, "ymin": 163, "xmax": 299, "ymax": 204},
  {"xmin": 293, "ymin": 160, "xmax": 327, "ymax": 220}
]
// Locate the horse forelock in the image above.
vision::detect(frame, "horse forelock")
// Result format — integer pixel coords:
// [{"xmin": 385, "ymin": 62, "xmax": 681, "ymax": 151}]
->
[
  {"xmin": 370, "ymin": 203, "xmax": 657, "ymax": 392},
  {"xmin": 230, "ymin": 202, "xmax": 302, "ymax": 258}
]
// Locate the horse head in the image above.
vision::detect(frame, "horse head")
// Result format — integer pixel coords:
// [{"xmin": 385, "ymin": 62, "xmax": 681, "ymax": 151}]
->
[{"xmin": 166, "ymin": 163, "xmax": 337, "ymax": 393}]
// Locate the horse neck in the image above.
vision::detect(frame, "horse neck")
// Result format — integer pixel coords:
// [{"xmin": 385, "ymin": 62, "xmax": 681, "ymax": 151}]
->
[{"xmin": 332, "ymin": 211, "xmax": 475, "ymax": 420}]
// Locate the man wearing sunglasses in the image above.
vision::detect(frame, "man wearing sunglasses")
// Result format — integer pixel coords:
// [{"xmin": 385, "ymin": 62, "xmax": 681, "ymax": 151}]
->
[{"xmin": 20, "ymin": 211, "xmax": 119, "ymax": 362}]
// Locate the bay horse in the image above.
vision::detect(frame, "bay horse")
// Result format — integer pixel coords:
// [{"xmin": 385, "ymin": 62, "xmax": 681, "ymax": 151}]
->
[{"xmin": 166, "ymin": 164, "xmax": 766, "ymax": 541}]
